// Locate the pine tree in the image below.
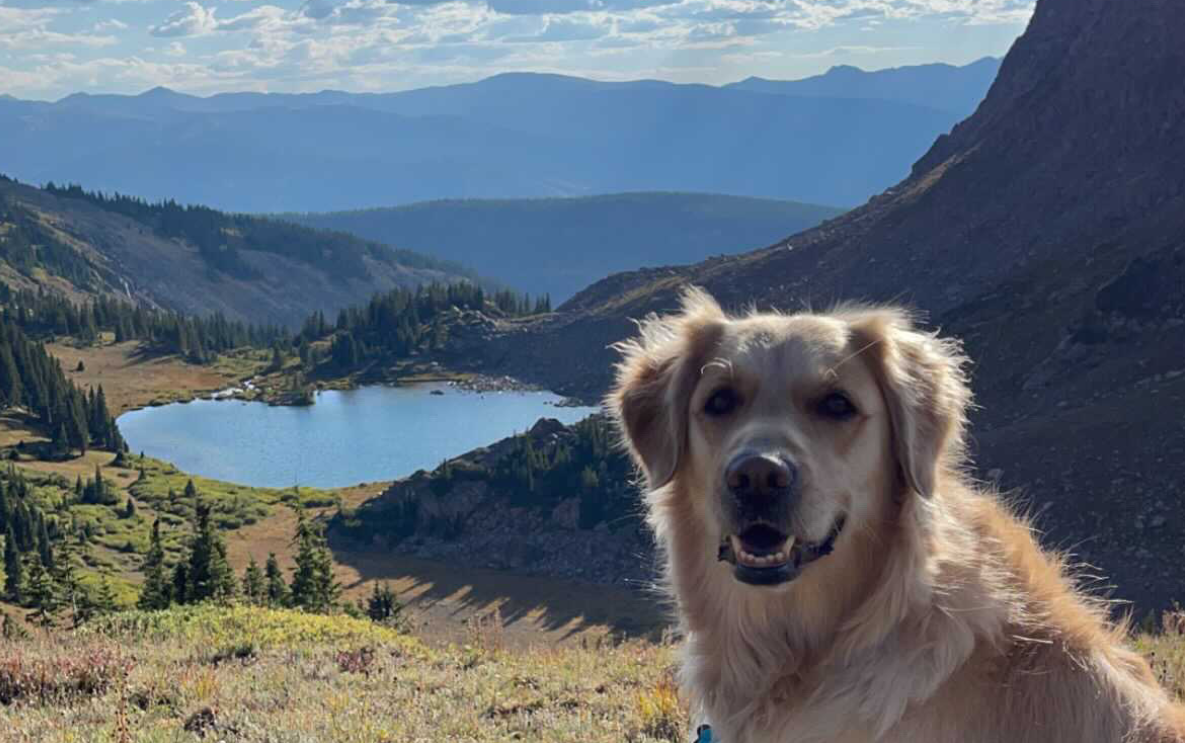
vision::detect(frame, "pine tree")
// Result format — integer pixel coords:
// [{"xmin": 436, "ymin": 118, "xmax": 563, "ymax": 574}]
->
[
  {"xmin": 184, "ymin": 501, "xmax": 235, "ymax": 603},
  {"xmin": 264, "ymin": 552, "xmax": 288, "ymax": 608},
  {"xmin": 137, "ymin": 519, "xmax": 172, "ymax": 611},
  {"xmin": 170, "ymin": 561, "xmax": 189, "ymax": 605},
  {"xmin": 3, "ymin": 525, "xmax": 22, "ymax": 602},
  {"xmin": 36, "ymin": 517, "xmax": 53, "ymax": 569},
  {"xmin": 25, "ymin": 557, "xmax": 58, "ymax": 626},
  {"xmin": 289, "ymin": 512, "xmax": 339, "ymax": 613},
  {"xmin": 366, "ymin": 582, "xmax": 402, "ymax": 625},
  {"xmin": 242, "ymin": 555, "xmax": 265, "ymax": 606},
  {"xmin": 53, "ymin": 538, "xmax": 89, "ymax": 628},
  {"xmin": 94, "ymin": 575, "xmax": 118, "ymax": 615}
]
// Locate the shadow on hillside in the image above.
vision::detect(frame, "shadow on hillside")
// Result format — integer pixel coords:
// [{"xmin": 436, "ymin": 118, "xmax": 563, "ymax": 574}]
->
[{"xmin": 332, "ymin": 548, "xmax": 669, "ymax": 646}]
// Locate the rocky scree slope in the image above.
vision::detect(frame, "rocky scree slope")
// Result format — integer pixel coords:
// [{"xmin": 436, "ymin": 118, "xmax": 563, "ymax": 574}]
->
[{"xmin": 469, "ymin": 0, "xmax": 1185, "ymax": 613}]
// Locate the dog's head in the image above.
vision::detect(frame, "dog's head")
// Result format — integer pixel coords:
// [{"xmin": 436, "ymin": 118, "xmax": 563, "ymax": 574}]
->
[{"xmin": 609, "ymin": 288, "xmax": 970, "ymax": 590}]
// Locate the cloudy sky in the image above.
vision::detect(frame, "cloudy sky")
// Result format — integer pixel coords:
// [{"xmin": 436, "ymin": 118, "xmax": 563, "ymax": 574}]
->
[{"xmin": 0, "ymin": 0, "xmax": 1032, "ymax": 100}]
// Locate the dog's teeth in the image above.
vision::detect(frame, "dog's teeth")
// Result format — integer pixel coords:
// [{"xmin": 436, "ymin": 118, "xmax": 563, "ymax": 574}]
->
[{"xmin": 785, "ymin": 537, "xmax": 797, "ymax": 552}]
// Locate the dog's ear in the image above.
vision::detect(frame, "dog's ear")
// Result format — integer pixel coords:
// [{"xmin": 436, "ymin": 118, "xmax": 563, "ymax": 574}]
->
[
  {"xmin": 846, "ymin": 308, "xmax": 971, "ymax": 500},
  {"xmin": 608, "ymin": 287, "xmax": 725, "ymax": 489}
]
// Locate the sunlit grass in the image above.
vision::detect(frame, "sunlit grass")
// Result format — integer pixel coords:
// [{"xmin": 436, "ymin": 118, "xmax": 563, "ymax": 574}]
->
[{"xmin": 1, "ymin": 605, "xmax": 686, "ymax": 743}]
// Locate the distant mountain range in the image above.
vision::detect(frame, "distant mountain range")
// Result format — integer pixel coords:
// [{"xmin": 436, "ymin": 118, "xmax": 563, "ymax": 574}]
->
[
  {"xmin": 726, "ymin": 57, "xmax": 1001, "ymax": 116},
  {"xmin": 0, "ymin": 59, "xmax": 999, "ymax": 214},
  {"xmin": 0, "ymin": 177, "xmax": 478, "ymax": 326},
  {"xmin": 282, "ymin": 193, "xmax": 845, "ymax": 303}
]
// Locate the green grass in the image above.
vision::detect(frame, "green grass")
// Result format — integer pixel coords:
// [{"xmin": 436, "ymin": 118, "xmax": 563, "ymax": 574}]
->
[
  {"xmin": 4, "ymin": 605, "xmax": 1185, "ymax": 743},
  {"xmin": 1, "ymin": 604, "xmax": 686, "ymax": 742},
  {"xmin": 128, "ymin": 457, "xmax": 339, "ymax": 533},
  {"xmin": 5, "ymin": 456, "xmax": 344, "ymax": 611}
]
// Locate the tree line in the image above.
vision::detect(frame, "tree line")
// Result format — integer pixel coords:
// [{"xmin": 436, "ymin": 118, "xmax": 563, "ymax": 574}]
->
[
  {"xmin": 0, "ymin": 314, "xmax": 124, "ymax": 455},
  {"xmin": 292, "ymin": 282, "xmax": 550, "ymax": 375},
  {"xmin": 334, "ymin": 415, "xmax": 638, "ymax": 546},
  {"xmin": 1, "ymin": 287, "xmax": 287, "ymax": 364},
  {"xmin": 43, "ymin": 181, "xmax": 481, "ymax": 283},
  {"xmin": 0, "ymin": 195, "xmax": 96, "ymax": 289},
  {"xmin": 137, "ymin": 480, "xmax": 343, "ymax": 615},
  {"xmin": 1, "ymin": 466, "xmax": 124, "ymax": 627}
]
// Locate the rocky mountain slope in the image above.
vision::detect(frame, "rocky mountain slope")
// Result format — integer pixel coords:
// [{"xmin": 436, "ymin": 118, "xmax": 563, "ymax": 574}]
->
[
  {"xmin": 283, "ymin": 193, "xmax": 844, "ymax": 303},
  {"xmin": 0, "ymin": 177, "xmax": 477, "ymax": 326},
  {"xmin": 471, "ymin": 0, "xmax": 1185, "ymax": 612}
]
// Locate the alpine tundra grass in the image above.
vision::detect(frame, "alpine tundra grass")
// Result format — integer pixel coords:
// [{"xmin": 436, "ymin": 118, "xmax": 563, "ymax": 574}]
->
[{"xmin": 0, "ymin": 604, "xmax": 687, "ymax": 743}]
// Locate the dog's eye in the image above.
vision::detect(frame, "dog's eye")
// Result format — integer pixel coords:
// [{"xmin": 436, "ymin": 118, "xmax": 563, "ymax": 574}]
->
[
  {"xmin": 817, "ymin": 391, "xmax": 858, "ymax": 421},
  {"xmin": 703, "ymin": 388, "xmax": 740, "ymax": 417}
]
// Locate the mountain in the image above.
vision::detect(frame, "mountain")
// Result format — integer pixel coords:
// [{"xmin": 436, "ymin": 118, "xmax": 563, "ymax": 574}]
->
[
  {"xmin": 727, "ymin": 57, "xmax": 1001, "ymax": 118},
  {"xmin": 0, "ymin": 68, "xmax": 981, "ymax": 212},
  {"xmin": 282, "ymin": 193, "xmax": 845, "ymax": 303},
  {"xmin": 465, "ymin": 0, "xmax": 1185, "ymax": 612},
  {"xmin": 0, "ymin": 177, "xmax": 479, "ymax": 326}
]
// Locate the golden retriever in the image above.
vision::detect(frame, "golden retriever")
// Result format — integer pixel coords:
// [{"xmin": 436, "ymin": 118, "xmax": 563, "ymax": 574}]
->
[{"xmin": 608, "ymin": 287, "xmax": 1185, "ymax": 743}]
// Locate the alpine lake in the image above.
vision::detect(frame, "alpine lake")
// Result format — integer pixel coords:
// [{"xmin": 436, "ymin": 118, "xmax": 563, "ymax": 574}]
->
[{"xmin": 117, "ymin": 383, "xmax": 598, "ymax": 489}]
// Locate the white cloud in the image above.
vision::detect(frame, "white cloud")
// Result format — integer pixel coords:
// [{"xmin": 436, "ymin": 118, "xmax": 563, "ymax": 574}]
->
[
  {"xmin": 149, "ymin": 2, "xmax": 218, "ymax": 38},
  {"xmin": 94, "ymin": 18, "xmax": 128, "ymax": 32},
  {"xmin": 0, "ymin": 0, "xmax": 1030, "ymax": 99}
]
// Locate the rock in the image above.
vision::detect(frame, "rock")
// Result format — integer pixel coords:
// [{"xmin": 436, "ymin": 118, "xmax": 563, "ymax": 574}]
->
[{"xmin": 551, "ymin": 498, "xmax": 581, "ymax": 530}]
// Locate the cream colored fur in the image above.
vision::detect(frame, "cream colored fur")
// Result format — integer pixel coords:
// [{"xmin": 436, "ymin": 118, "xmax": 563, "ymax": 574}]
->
[{"xmin": 608, "ymin": 287, "xmax": 1185, "ymax": 743}]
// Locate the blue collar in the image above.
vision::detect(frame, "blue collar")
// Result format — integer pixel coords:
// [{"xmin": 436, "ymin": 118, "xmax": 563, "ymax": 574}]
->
[{"xmin": 695, "ymin": 725, "xmax": 714, "ymax": 743}]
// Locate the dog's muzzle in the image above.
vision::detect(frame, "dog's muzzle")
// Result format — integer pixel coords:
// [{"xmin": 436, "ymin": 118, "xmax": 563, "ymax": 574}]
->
[{"xmin": 717, "ymin": 516, "xmax": 846, "ymax": 586}]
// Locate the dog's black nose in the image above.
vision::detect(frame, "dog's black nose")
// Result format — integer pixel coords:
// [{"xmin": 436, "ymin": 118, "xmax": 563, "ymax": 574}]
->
[{"xmin": 726, "ymin": 452, "xmax": 796, "ymax": 502}]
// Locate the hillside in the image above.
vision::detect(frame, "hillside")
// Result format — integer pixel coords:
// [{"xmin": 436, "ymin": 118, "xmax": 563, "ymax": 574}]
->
[
  {"xmin": 0, "ymin": 604, "xmax": 688, "ymax": 742},
  {"xmin": 284, "ymin": 193, "xmax": 844, "ymax": 302},
  {"xmin": 0, "ymin": 69, "xmax": 976, "ymax": 212},
  {"xmin": 0, "ymin": 177, "xmax": 478, "ymax": 327},
  {"xmin": 467, "ymin": 0, "xmax": 1185, "ymax": 613}
]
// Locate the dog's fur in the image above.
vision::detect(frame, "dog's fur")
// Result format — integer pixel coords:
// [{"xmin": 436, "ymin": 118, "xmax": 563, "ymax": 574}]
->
[{"xmin": 608, "ymin": 288, "xmax": 1185, "ymax": 743}]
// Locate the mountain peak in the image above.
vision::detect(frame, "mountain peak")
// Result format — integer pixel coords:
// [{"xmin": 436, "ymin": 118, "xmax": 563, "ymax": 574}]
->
[{"xmin": 139, "ymin": 86, "xmax": 181, "ymax": 98}]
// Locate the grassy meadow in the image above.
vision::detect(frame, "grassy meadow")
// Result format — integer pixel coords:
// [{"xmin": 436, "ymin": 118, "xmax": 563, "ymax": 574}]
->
[
  {"xmin": 4, "ymin": 603, "xmax": 1185, "ymax": 742},
  {"xmin": 1, "ymin": 604, "xmax": 686, "ymax": 743}
]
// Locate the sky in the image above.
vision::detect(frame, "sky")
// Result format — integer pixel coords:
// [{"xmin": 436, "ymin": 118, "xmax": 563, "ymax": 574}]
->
[{"xmin": 0, "ymin": 0, "xmax": 1033, "ymax": 101}]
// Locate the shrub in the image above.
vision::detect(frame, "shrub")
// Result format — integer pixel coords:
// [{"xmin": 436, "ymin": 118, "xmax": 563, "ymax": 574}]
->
[{"xmin": 0, "ymin": 646, "xmax": 130, "ymax": 706}]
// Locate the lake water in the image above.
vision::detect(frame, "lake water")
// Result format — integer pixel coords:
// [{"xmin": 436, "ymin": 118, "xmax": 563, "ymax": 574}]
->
[{"xmin": 117, "ymin": 384, "xmax": 598, "ymax": 489}]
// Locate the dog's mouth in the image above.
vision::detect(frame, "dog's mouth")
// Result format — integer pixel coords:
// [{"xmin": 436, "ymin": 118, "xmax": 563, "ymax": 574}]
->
[{"xmin": 716, "ymin": 517, "xmax": 846, "ymax": 586}]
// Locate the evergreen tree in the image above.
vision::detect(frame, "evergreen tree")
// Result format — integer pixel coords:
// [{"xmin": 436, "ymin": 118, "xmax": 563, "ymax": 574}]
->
[
  {"xmin": 94, "ymin": 575, "xmax": 118, "ymax": 615},
  {"xmin": 184, "ymin": 500, "xmax": 236, "ymax": 603},
  {"xmin": 289, "ymin": 513, "xmax": 339, "ymax": 613},
  {"xmin": 53, "ymin": 538, "xmax": 89, "ymax": 628},
  {"xmin": 264, "ymin": 552, "xmax": 288, "ymax": 608},
  {"xmin": 137, "ymin": 519, "xmax": 172, "ymax": 611},
  {"xmin": 3, "ymin": 525, "xmax": 22, "ymax": 602},
  {"xmin": 242, "ymin": 555, "xmax": 265, "ymax": 606},
  {"xmin": 36, "ymin": 517, "xmax": 53, "ymax": 569},
  {"xmin": 366, "ymin": 581, "xmax": 402, "ymax": 625},
  {"xmin": 170, "ymin": 561, "xmax": 189, "ymax": 605},
  {"xmin": 24, "ymin": 557, "xmax": 57, "ymax": 626}
]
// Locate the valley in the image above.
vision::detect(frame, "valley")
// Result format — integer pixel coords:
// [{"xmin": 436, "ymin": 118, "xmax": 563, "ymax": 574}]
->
[{"xmin": 1, "ymin": 0, "xmax": 1183, "ymax": 739}]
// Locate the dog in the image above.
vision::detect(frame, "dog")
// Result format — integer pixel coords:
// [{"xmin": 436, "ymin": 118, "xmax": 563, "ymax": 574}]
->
[{"xmin": 608, "ymin": 287, "xmax": 1185, "ymax": 743}]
